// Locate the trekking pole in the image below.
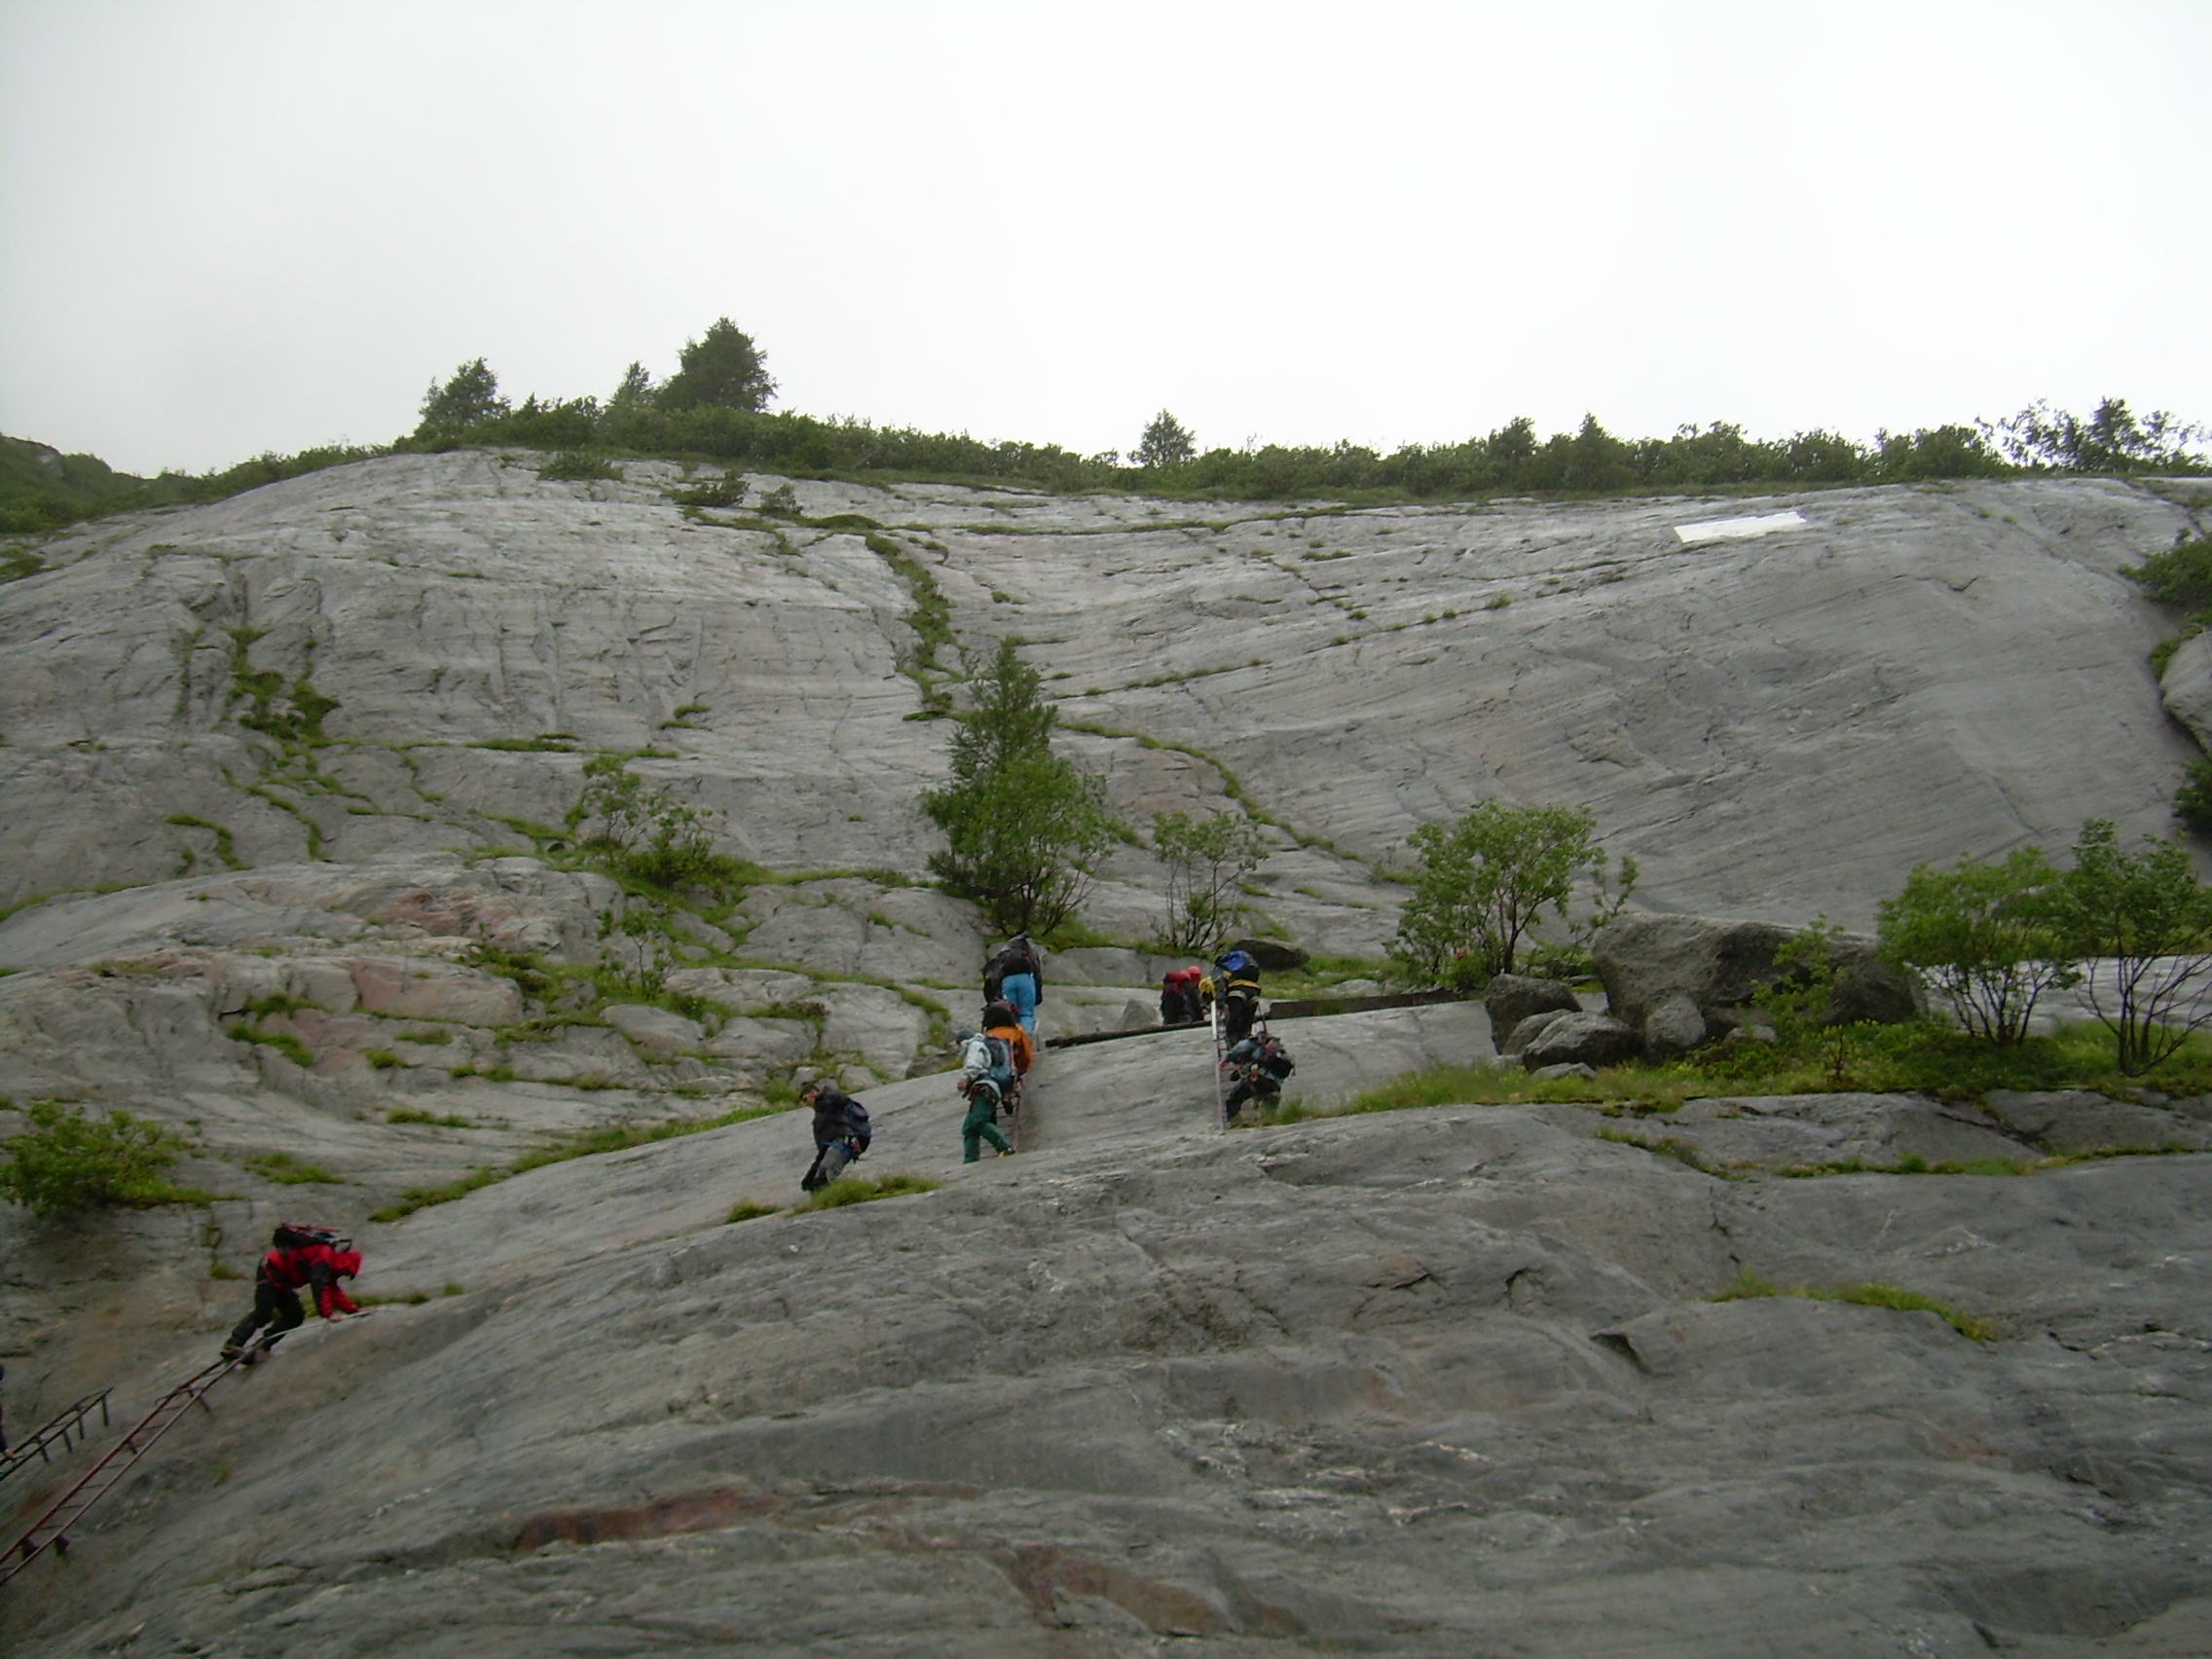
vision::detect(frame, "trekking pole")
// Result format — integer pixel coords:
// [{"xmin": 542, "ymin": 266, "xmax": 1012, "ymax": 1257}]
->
[
  {"xmin": 1, "ymin": 1353, "xmax": 245, "ymax": 1588},
  {"xmin": 1210, "ymin": 1000, "xmax": 1230, "ymax": 1129},
  {"xmin": 0, "ymin": 1390, "xmax": 112, "ymax": 1492}
]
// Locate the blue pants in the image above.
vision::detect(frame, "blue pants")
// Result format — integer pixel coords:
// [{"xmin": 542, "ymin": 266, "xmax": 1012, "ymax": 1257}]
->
[{"xmin": 1000, "ymin": 972, "xmax": 1038, "ymax": 1036}]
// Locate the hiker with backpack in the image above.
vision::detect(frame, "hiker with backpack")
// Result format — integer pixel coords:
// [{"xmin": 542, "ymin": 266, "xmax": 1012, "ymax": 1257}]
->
[
  {"xmin": 954, "ymin": 998, "xmax": 1034, "ymax": 1161},
  {"xmin": 1214, "ymin": 947, "xmax": 1264, "ymax": 1045},
  {"xmin": 1160, "ymin": 966, "xmax": 1204, "ymax": 1026},
  {"xmin": 221, "ymin": 1224, "xmax": 361, "ymax": 1362},
  {"xmin": 982, "ymin": 935, "xmax": 1045, "ymax": 1037},
  {"xmin": 798, "ymin": 1078, "xmax": 873, "ymax": 1193},
  {"xmin": 1221, "ymin": 1028, "xmax": 1296, "ymax": 1123}
]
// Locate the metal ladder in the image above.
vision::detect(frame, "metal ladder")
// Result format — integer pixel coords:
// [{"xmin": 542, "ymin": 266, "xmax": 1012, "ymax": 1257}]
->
[
  {"xmin": 0, "ymin": 1390, "xmax": 112, "ymax": 1492},
  {"xmin": 1, "ymin": 1353, "xmax": 246, "ymax": 1588}
]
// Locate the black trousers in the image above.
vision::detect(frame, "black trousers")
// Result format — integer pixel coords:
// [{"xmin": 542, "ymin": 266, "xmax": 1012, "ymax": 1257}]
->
[
  {"xmin": 229, "ymin": 1282, "xmax": 305, "ymax": 1350},
  {"xmin": 802, "ymin": 1140, "xmax": 855, "ymax": 1192}
]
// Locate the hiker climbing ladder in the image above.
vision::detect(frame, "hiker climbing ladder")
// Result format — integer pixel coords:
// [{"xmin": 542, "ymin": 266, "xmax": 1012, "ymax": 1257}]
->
[
  {"xmin": 0, "ymin": 1389, "xmax": 112, "ymax": 1491},
  {"xmin": 1, "ymin": 1353, "xmax": 247, "ymax": 1588}
]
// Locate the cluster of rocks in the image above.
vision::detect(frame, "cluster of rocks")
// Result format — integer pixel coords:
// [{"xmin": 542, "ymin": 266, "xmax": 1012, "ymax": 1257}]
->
[{"xmin": 1486, "ymin": 911, "xmax": 1925, "ymax": 1072}]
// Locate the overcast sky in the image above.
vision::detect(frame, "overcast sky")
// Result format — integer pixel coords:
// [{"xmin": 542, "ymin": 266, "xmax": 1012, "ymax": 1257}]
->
[{"xmin": 3, "ymin": 0, "xmax": 2208, "ymax": 476}]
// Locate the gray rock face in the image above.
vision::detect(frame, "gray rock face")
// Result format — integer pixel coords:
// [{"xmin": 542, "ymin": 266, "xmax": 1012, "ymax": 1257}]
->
[
  {"xmin": 1982, "ymin": 1088, "xmax": 2212, "ymax": 1154},
  {"xmin": 9, "ymin": 461, "xmax": 2212, "ymax": 1654},
  {"xmin": 1483, "ymin": 973, "xmax": 1581, "ymax": 1035},
  {"xmin": 1595, "ymin": 911, "xmax": 1923, "ymax": 1039},
  {"xmin": 0, "ymin": 460, "xmax": 2198, "ymax": 938},
  {"xmin": 1519, "ymin": 1010, "xmax": 1641, "ymax": 1069},
  {"xmin": 7, "ymin": 1068, "xmax": 2212, "ymax": 1657},
  {"xmin": 2158, "ymin": 627, "xmax": 2212, "ymax": 750}
]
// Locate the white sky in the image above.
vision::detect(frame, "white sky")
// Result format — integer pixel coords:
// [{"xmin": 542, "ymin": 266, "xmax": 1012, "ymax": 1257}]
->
[{"xmin": 3, "ymin": 0, "xmax": 2208, "ymax": 477}]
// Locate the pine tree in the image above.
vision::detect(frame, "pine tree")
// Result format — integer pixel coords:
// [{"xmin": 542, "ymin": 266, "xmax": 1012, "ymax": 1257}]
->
[
  {"xmin": 1134, "ymin": 410, "xmax": 1196, "ymax": 468},
  {"xmin": 921, "ymin": 639, "xmax": 1119, "ymax": 936},
  {"xmin": 416, "ymin": 358, "xmax": 508, "ymax": 440},
  {"xmin": 658, "ymin": 318, "xmax": 776, "ymax": 412}
]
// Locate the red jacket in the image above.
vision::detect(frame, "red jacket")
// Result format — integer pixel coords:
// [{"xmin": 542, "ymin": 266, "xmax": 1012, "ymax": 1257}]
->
[{"xmin": 258, "ymin": 1243, "xmax": 361, "ymax": 1317}]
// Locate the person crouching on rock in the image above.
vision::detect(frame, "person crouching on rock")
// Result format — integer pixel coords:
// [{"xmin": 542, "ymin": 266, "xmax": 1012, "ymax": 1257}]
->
[
  {"xmin": 222, "ymin": 1224, "xmax": 360, "ymax": 1361},
  {"xmin": 799, "ymin": 1078, "xmax": 873, "ymax": 1193}
]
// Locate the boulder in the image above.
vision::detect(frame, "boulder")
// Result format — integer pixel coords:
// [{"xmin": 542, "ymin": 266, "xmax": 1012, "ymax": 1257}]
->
[
  {"xmin": 1502, "ymin": 1009, "xmax": 1572, "ymax": 1057},
  {"xmin": 1641, "ymin": 992, "xmax": 1710, "ymax": 1059},
  {"xmin": 2158, "ymin": 628, "xmax": 2212, "ymax": 751},
  {"xmin": 603, "ymin": 1004, "xmax": 705, "ymax": 1052},
  {"xmin": 1226, "ymin": 939, "xmax": 1309, "ymax": 973},
  {"xmin": 1521, "ymin": 1011, "xmax": 1641, "ymax": 1070},
  {"xmin": 1484, "ymin": 974, "xmax": 1581, "ymax": 1039},
  {"xmin": 1594, "ymin": 912, "xmax": 1922, "ymax": 1041}
]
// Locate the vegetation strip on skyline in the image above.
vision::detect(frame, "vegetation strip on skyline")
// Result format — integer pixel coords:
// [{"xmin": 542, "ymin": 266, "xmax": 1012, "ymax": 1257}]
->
[{"xmin": 4, "ymin": 314, "xmax": 2206, "ymax": 541}]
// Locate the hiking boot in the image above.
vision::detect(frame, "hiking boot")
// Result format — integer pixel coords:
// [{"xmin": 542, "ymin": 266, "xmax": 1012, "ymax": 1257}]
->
[{"xmin": 219, "ymin": 1344, "xmax": 243, "ymax": 1361}]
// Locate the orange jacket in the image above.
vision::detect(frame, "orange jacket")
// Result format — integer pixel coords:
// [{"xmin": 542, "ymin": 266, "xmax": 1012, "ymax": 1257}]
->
[{"xmin": 984, "ymin": 1021, "xmax": 1034, "ymax": 1076}]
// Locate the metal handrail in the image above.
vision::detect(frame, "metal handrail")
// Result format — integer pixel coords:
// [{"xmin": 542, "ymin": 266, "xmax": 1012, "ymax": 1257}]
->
[
  {"xmin": 0, "ymin": 1390, "xmax": 112, "ymax": 1489},
  {"xmin": 1, "ymin": 1355, "xmax": 245, "ymax": 1588}
]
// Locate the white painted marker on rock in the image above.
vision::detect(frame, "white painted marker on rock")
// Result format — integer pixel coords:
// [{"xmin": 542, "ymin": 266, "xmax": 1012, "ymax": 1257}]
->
[{"xmin": 1674, "ymin": 509, "xmax": 1807, "ymax": 544}]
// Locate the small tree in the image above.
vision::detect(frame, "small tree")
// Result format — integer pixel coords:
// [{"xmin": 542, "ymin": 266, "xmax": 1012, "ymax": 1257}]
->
[
  {"xmin": 658, "ymin": 318, "xmax": 776, "ymax": 413},
  {"xmin": 416, "ymin": 358, "xmax": 508, "ymax": 440},
  {"xmin": 608, "ymin": 360, "xmax": 657, "ymax": 407},
  {"xmin": 1754, "ymin": 920, "xmax": 1863, "ymax": 1086},
  {"xmin": 2054, "ymin": 819, "xmax": 2212, "ymax": 1074},
  {"xmin": 0, "ymin": 1101, "xmax": 192, "ymax": 1216},
  {"xmin": 1387, "ymin": 800, "xmax": 1628, "ymax": 987},
  {"xmin": 571, "ymin": 756, "xmax": 726, "ymax": 890},
  {"xmin": 1134, "ymin": 410, "xmax": 1196, "ymax": 468},
  {"xmin": 1153, "ymin": 809, "xmax": 1269, "ymax": 954},
  {"xmin": 2179, "ymin": 758, "xmax": 2212, "ymax": 835},
  {"xmin": 1876, "ymin": 847, "xmax": 2081, "ymax": 1044},
  {"xmin": 921, "ymin": 639, "xmax": 1120, "ymax": 937}
]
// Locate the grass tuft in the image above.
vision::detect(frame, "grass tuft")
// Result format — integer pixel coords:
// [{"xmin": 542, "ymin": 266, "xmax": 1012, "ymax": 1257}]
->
[
  {"xmin": 795, "ymin": 1171, "xmax": 940, "ymax": 1212},
  {"xmin": 244, "ymin": 1151, "xmax": 345, "ymax": 1185},
  {"xmin": 725, "ymin": 1200, "xmax": 781, "ymax": 1223},
  {"xmin": 1710, "ymin": 1271, "xmax": 1999, "ymax": 1341}
]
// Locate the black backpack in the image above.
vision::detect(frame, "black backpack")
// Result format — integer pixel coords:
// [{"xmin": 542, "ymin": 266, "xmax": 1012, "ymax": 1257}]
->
[
  {"xmin": 844, "ymin": 1101, "xmax": 872, "ymax": 1157},
  {"xmin": 982, "ymin": 949, "xmax": 1014, "ymax": 1001},
  {"xmin": 274, "ymin": 1223, "xmax": 345, "ymax": 1250}
]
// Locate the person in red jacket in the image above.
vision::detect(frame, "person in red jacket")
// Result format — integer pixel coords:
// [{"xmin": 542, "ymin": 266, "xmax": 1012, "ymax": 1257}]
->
[{"xmin": 221, "ymin": 1225, "xmax": 361, "ymax": 1361}]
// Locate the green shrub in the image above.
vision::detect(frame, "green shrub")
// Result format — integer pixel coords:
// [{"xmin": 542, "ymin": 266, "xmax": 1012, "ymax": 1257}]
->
[
  {"xmin": 2055, "ymin": 819, "xmax": 2212, "ymax": 1074},
  {"xmin": 1387, "ymin": 799, "xmax": 1635, "ymax": 987},
  {"xmin": 795, "ymin": 1172, "xmax": 940, "ymax": 1212},
  {"xmin": 228, "ymin": 1022, "xmax": 313, "ymax": 1069},
  {"xmin": 1152, "ymin": 809, "xmax": 1269, "ymax": 954},
  {"xmin": 1877, "ymin": 848, "xmax": 2080, "ymax": 1044},
  {"xmin": 364, "ymin": 1049, "xmax": 402, "ymax": 1070},
  {"xmin": 2177, "ymin": 758, "xmax": 2212, "ymax": 834},
  {"xmin": 244, "ymin": 1151, "xmax": 345, "ymax": 1185},
  {"xmin": 921, "ymin": 639, "xmax": 1120, "ymax": 936},
  {"xmin": 0, "ymin": 1101, "xmax": 196, "ymax": 1215},
  {"xmin": 537, "ymin": 451, "xmax": 622, "ymax": 483},
  {"xmin": 726, "ymin": 1200, "xmax": 781, "ymax": 1223},
  {"xmin": 386, "ymin": 1108, "xmax": 474, "ymax": 1127}
]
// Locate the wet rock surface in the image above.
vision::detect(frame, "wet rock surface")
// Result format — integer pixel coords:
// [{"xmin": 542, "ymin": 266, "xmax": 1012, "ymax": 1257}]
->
[
  {"xmin": 5, "ymin": 461, "xmax": 2212, "ymax": 1653},
  {"xmin": 5, "ymin": 1071, "xmax": 2210, "ymax": 1658}
]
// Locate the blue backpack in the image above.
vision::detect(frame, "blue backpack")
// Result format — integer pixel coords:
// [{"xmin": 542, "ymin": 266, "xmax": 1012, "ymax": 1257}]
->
[{"xmin": 982, "ymin": 1035, "xmax": 1015, "ymax": 1088}]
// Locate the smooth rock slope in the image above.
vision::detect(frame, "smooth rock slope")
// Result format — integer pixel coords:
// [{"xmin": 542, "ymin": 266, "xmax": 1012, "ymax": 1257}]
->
[{"xmin": 6, "ymin": 458, "xmax": 2212, "ymax": 1654}]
